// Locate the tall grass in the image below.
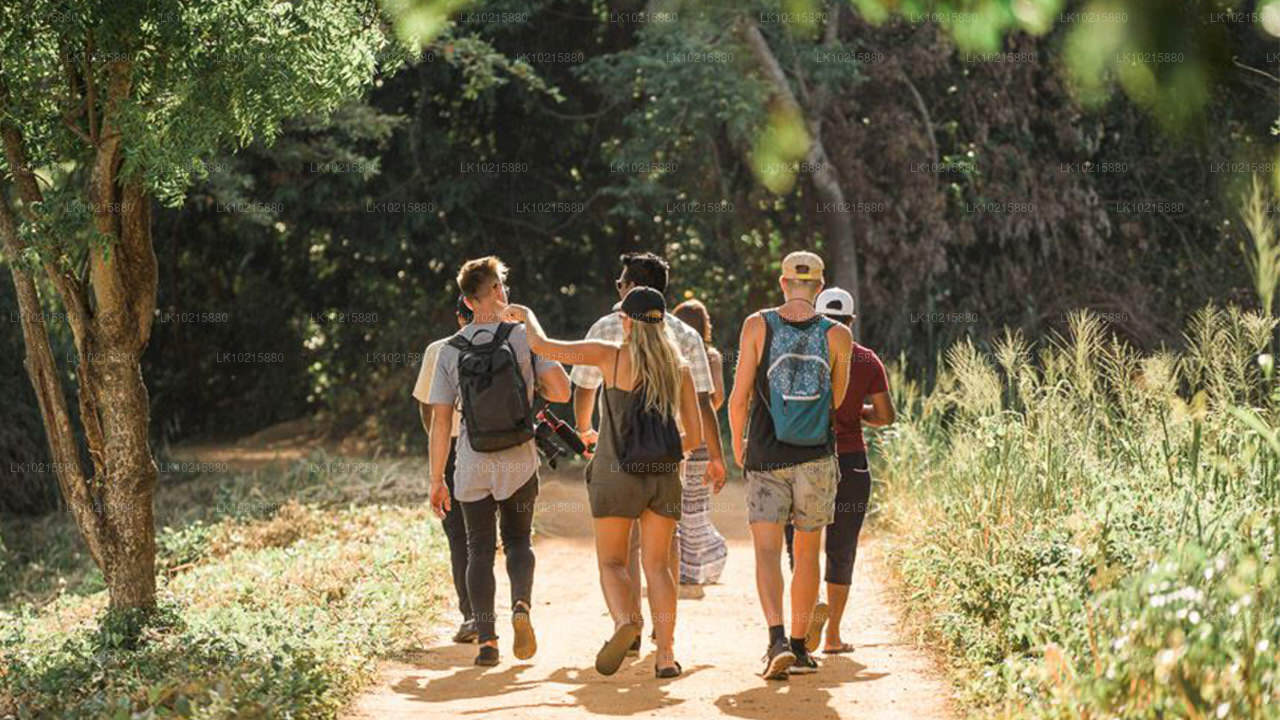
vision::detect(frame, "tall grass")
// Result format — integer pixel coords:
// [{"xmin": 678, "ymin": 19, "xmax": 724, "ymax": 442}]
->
[{"xmin": 880, "ymin": 306, "xmax": 1280, "ymax": 718}]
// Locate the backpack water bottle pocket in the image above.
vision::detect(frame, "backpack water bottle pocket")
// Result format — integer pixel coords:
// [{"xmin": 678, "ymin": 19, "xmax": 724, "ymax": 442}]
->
[{"xmin": 770, "ymin": 389, "xmax": 830, "ymax": 446}]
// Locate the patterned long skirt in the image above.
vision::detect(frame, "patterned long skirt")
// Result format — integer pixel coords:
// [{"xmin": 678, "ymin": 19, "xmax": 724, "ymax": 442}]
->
[{"xmin": 677, "ymin": 446, "xmax": 728, "ymax": 584}]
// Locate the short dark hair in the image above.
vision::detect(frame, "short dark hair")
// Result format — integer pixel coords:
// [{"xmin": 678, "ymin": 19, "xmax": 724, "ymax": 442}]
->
[{"xmin": 620, "ymin": 252, "xmax": 669, "ymax": 293}]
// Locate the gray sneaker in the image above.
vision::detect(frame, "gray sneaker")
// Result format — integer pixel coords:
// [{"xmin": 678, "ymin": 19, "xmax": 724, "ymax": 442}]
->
[
  {"xmin": 761, "ymin": 638, "xmax": 795, "ymax": 680},
  {"xmin": 452, "ymin": 619, "xmax": 478, "ymax": 644}
]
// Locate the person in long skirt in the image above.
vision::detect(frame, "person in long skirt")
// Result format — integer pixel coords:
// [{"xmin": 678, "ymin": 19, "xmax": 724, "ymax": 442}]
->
[{"xmin": 672, "ymin": 299, "xmax": 728, "ymax": 586}]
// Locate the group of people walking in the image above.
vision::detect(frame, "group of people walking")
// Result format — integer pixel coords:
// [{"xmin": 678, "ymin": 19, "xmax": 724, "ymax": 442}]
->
[{"xmin": 413, "ymin": 250, "xmax": 893, "ymax": 681}]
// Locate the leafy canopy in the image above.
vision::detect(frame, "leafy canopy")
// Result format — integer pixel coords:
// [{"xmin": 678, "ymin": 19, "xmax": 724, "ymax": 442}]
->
[{"xmin": 0, "ymin": 0, "xmax": 393, "ymax": 219}]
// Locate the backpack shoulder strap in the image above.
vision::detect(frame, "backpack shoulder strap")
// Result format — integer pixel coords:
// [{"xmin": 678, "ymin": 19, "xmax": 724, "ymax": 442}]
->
[
  {"xmin": 497, "ymin": 322, "xmax": 537, "ymax": 376},
  {"xmin": 761, "ymin": 309, "xmax": 779, "ymax": 333},
  {"xmin": 756, "ymin": 311, "xmax": 775, "ymax": 407},
  {"xmin": 492, "ymin": 321, "xmax": 516, "ymax": 346},
  {"xmin": 447, "ymin": 332, "xmax": 470, "ymax": 352}
]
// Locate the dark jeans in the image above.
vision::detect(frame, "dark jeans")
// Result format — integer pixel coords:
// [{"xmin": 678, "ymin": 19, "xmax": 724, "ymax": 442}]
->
[
  {"xmin": 784, "ymin": 452, "xmax": 872, "ymax": 585},
  {"xmin": 460, "ymin": 474, "xmax": 539, "ymax": 643},
  {"xmin": 441, "ymin": 441, "xmax": 471, "ymax": 620}
]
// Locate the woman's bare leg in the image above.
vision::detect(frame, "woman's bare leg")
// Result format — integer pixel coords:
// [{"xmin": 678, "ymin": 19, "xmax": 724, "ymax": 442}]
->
[
  {"xmin": 639, "ymin": 509, "xmax": 679, "ymax": 671},
  {"xmin": 595, "ymin": 517, "xmax": 640, "ymax": 630}
]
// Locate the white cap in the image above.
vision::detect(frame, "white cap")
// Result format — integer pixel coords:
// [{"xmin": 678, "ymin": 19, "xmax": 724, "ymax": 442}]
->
[{"xmin": 816, "ymin": 288, "xmax": 854, "ymax": 318}]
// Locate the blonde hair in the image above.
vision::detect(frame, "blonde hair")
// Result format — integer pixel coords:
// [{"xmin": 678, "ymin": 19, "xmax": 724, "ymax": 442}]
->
[{"xmin": 625, "ymin": 319, "xmax": 683, "ymax": 418}]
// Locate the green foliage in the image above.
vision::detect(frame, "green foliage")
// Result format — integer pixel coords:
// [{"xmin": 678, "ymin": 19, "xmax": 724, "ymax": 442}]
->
[
  {"xmin": 1241, "ymin": 174, "xmax": 1280, "ymax": 321},
  {"xmin": 0, "ymin": 0, "xmax": 390, "ymax": 243},
  {"xmin": 880, "ymin": 307, "xmax": 1280, "ymax": 717},
  {"xmin": 0, "ymin": 456, "xmax": 451, "ymax": 718},
  {"xmin": 850, "ymin": 0, "xmax": 1244, "ymax": 131}
]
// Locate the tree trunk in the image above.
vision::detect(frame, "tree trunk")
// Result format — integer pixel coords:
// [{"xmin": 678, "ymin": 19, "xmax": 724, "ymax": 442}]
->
[
  {"xmin": 1, "ymin": 63, "xmax": 160, "ymax": 611},
  {"xmin": 739, "ymin": 10, "xmax": 861, "ymax": 337},
  {"xmin": 84, "ymin": 345, "xmax": 158, "ymax": 610},
  {"xmin": 83, "ymin": 136, "xmax": 160, "ymax": 610}
]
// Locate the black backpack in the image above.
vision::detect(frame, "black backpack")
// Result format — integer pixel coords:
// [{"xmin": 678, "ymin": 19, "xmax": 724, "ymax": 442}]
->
[
  {"xmin": 448, "ymin": 323, "xmax": 535, "ymax": 452},
  {"xmin": 603, "ymin": 349, "xmax": 683, "ymax": 474}
]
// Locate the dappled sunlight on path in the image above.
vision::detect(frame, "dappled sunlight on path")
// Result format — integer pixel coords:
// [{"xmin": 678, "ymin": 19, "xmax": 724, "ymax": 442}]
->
[{"xmin": 347, "ymin": 475, "xmax": 954, "ymax": 720}]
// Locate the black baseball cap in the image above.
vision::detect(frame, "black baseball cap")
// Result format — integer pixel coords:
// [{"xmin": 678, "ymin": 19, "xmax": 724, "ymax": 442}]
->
[
  {"xmin": 456, "ymin": 294, "xmax": 474, "ymax": 321},
  {"xmin": 620, "ymin": 286, "xmax": 665, "ymax": 323}
]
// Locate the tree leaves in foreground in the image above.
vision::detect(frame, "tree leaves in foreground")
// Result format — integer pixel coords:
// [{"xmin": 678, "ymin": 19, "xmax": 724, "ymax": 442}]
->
[{"xmin": 0, "ymin": 0, "xmax": 391, "ymax": 611}]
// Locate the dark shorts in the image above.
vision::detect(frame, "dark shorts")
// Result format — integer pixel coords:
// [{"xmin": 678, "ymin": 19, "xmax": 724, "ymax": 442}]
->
[{"xmin": 586, "ymin": 466, "xmax": 682, "ymax": 520}]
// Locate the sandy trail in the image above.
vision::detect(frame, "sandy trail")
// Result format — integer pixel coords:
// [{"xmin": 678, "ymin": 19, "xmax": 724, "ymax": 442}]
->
[{"xmin": 345, "ymin": 472, "xmax": 954, "ymax": 719}]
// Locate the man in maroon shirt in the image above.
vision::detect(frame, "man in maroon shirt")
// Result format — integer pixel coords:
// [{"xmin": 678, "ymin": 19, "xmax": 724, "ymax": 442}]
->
[{"xmin": 783, "ymin": 287, "xmax": 895, "ymax": 654}]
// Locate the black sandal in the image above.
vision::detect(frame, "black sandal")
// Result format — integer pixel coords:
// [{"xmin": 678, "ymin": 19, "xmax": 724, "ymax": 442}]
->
[{"xmin": 655, "ymin": 660, "xmax": 682, "ymax": 679}]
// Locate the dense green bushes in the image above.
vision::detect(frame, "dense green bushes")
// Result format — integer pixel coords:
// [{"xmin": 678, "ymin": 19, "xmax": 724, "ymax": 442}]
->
[{"xmin": 880, "ymin": 308, "xmax": 1280, "ymax": 717}]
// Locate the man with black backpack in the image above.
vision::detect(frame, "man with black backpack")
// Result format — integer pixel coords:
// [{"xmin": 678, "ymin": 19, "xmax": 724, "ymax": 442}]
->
[
  {"xmin": 728, "ymin": 251, "xmax": 853, "ymax": 680},
  {"xmin": 427, "ymin": 256, "xmax": 571, "ymax": 667}
]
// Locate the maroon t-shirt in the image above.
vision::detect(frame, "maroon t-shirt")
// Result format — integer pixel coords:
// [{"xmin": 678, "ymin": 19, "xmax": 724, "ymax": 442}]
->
[{"xmin": 834, "ymin": 343, "xmax": 889, "ymax": 454}]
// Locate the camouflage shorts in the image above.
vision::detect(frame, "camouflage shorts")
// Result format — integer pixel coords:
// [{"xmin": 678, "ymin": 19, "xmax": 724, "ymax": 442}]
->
[{"xmin": 746, "ymin": 455, "xmax": 839, "ymax": 531}]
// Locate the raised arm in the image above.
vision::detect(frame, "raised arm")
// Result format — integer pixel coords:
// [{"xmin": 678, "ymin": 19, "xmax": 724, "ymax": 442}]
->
[
  {"xmin": 503, "ymin": 304, "xmax": 616, "ymax": 369},
  {"xmin": 728, "ymin": 313, "xmax": 763, "ymax": 469}
]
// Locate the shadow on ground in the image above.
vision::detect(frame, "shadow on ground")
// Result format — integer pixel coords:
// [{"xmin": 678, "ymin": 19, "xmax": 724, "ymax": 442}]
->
[{"xmin": 384, "ymin": 639, "xmax": 887, "ymax": 719}]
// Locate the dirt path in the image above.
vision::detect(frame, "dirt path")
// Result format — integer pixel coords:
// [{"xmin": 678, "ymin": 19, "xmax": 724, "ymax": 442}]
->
[{"xmin": 345, "ymin": 473, "xmax": 954, "ymax": 720}]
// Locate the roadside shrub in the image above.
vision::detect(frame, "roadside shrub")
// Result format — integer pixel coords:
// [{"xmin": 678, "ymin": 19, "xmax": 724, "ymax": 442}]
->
[{"xmin": 881, "ymin": 307, "xmax": 1280, "ymax": 717}]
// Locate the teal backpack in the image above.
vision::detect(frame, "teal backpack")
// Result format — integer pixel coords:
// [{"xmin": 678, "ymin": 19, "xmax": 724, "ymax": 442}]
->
[{"xmin": 761, "ymin": 310, "xmax": 835, "ymax": 446}]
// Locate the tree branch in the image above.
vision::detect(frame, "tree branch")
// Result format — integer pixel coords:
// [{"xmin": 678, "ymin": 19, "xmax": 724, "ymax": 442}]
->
[
  {"xmin": 739, "ymin": 7, "xmax": 860, "ymax": 335},
  {"xmin": 0, "ymin": 85, "xmax": 94, "ymax": 352},
  {"xmin": 900, "ymin": 70, "xmax": 939, "ymax": 167},
  {"xmin": 85, "ymin": 31, "xmax": 99, "ymax": 143},
  {"xmin": 0, "ymin": 190, "xmax": 104, "ymax": 569}
]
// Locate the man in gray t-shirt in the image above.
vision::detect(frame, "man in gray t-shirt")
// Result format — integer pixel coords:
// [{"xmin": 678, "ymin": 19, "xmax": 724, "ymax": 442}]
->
[
  {"xmin": 429, "ymin": 321, "xmax": 563, "ymax": 502},
  {"xmin": 427, "ymin": 255, "xmax": 570, "ymax": 667}
]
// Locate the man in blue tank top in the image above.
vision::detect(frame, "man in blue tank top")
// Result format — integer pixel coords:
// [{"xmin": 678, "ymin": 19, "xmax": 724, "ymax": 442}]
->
[{"xmin": 728, "ymin": 251, "xmax": 853, "ymax": 680}]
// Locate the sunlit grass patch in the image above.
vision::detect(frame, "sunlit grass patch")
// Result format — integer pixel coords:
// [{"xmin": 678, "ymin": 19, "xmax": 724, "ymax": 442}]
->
[{"xmin": 0, "ymin": 457, "xmax": 449, "ymax": 718}]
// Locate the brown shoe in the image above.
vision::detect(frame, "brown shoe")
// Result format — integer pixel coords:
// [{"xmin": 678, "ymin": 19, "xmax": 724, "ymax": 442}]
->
[
  {"xmin": 595, "ymin": 623, "xmax": 640, "ymax": 676},
  {"xmin": 805, "ymin": 602, "xmax": 829, "ymax": 653},
  {"xmin": 512, "ymin": 603, "xmax": 537, "ymax": 660}
]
